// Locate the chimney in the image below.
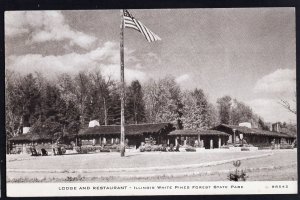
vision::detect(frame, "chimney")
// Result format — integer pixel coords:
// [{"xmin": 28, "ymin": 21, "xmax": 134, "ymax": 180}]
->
[
  {"xmin": 238, "ymin": 122, "xmax": 251, "ymax": 128},
  {"xmin": 272, "ymin": 122, "xmax": 280, "ymax": 132},
  {"xmin": 88, "ymin": 120, "xmax": 100, "ymax": 128},
  {"xmin": 22, "ymin": 127, "xmax": 31, "ymax": 134}
]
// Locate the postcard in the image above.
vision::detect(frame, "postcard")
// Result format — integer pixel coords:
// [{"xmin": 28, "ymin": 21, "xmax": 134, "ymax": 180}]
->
[{"xmin": 5, "ymin": 8, "xmax": 297, "ymax": 196}]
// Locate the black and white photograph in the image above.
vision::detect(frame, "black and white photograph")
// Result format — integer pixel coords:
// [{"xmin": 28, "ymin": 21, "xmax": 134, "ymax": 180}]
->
[{"xmin": 5, "ymin": 8, "xmax": 297, "ymax": 196}]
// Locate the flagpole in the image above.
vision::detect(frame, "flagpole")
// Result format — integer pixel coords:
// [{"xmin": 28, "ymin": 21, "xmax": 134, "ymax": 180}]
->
[{"xmin": 120, "ymin": 9, "xmax": 125, "ymax": 157}]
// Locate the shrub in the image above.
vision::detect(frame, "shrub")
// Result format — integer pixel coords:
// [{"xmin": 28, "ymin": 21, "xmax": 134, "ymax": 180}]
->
[
  {"xmin": 228, "ymin": 170, "xmax": 247, "ymax": 181},
  {"xmin": 241, "ymin": 147, "xmax": 250, "ymax": 151},
  {"xmin": 102, "ymin": 144, "xmax": 122, "ymax": 152},
  {"xmin": 220, "ymin": 145, "xmax": 230, "ymax": 149},
  {"xmin": 183, "ymin": 145, "xmax": 196, "ymax": 152},
  {"xmin": 81, "ymin": 148, "xmax": 88, "ymax": 154},
  {"xmin": 25, "ymin": 147, "xmax": 32, "ymax": 154},
  {"xmin": 10, "ymin": 149, "xmax": 22, "ymax": 154},
  {"xmin": 144, "ymin": 144, "xmax": 152, "ymax": 152},
  {"xmin": 139, "ymin": 146, "xmax": 145, "ymax": 152},
  {"xmin": 100, "ymin": 149, "xmax": 110, "ymax": 152},
  {"xmin": 280, "ymin": 144, "xmax": 294, "ymax": 149},
  {"xmin": 139, "ymin": 144, "xmax": 167, "ymax": 152},
  {"xmin": 152, "ymin": 145, "xmax": 161, "ymax": 151},
  {"xmin": 228, "ymin": 160, "xmax": 247, "ymax": 181},
  {"xmin": 60, "ymin": 147, "xmax": 66, "ymax": 154},
  {"xmin": 75, "ymin": 146, "xmax": 102, "ymax": 154},
  {"xmin": 185, "ymin": 147, "xmax": 196, "ymax": 152},
  {"xmin": 75, "ymin": 146, "xmax": 81, "ymax": 153}
]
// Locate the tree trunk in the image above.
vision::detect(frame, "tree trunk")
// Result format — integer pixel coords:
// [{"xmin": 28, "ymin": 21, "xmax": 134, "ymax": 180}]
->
[
  {"xmin": 103, "ymin": 97, "xmax": 108, "ymax": 125},
  {"xmin": 17, "ymin": 116, "xmax": 23, "ymax": 136}
]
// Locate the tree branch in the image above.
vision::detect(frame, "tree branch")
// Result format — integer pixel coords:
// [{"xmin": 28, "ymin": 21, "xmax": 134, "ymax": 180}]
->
[{"xmin": 278, "ymin": 99, "xmax": 297, "ymax": 114}]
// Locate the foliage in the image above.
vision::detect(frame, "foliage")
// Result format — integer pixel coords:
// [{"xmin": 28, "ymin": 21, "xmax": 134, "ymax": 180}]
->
[
  {"xmin": 126, "ymin": 80, "xmax": 146, "ymax": 124},
  {"xmin": 5, "ymin": 70, "xmax": 23, "ymax": 138},
  {"xmin": 258, "ymin": 118, "xmax": 270, "ymax": 131},
  {"xmin": 184, "ymin": 145, "xmax": 196, "ymax": 152},
  {"xmin": 107, "ymin": 84, "xmax": 122, "ymax": 124},
  {"xmin": 280, "ymin": 144, "xmax": 294, "ymax": 149},
  {"xmin": 75, "ymin": 146, "xmax": 103, "ymax": 154},
  {"xmin": 6, "ymin": 70, "xmax": 271, "ymax": 146},
  {"xmin": 217, "ymin": 96, "xmax": 232, "ymax": 124},
  {"xmin": 143, "ymin": 76, "xmax": 183, "ymax": 128},
  {"xmin": 6, "ymin": 73, "xmax": 42, "ymax": 129},
  {"xmin": 139, "ymin": 144, "xmax": 167, "ymax": 152},
  {"xmin": 279, "ymin": 92, "xmax": 296, "ymax": 115},
  {"xmin": 217, "ymin": 95, "xmax": 266, "ymax": 127},
  {"xmin": 228, "ymin": 160, "xmax": 248, "ymax": 181},
  {"xmin": 230, "ymin": 99, "xmax": 253, "ymax": 125},
  {"xmin": 181, "ymin": 89, "xmax": 218, "ymax": 130}
]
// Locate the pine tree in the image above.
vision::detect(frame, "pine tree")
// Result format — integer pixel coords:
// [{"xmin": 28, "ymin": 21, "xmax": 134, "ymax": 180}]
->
[
  {"xmin": 108, "ymin": 84, "xmax": 122, "ymax": 125},
  {"xmin": 217, "ymin": 96, "xmax": 232, "ymax": 124},
  {"xmin": 11, "ymin": 73, "xmax": 42, "ymax": 128},
  {"xmin": 74, "ymin": 72, "xmax": 92, "ymax": 127},
  {"xmin": 5, "ymin": 70, "xmax": 23, "ymax": 138},
  {"xmin": 230, "ymin": 99, "xmax": 253, "ymax": 125},
  {"xmin": 182, "ymin": 88, "xmax": 214, "ymax": 130},
  {"xmin": 31, "ymin": 83, "xmax": 65, "ymax": 137},
  {"xmin": 126, "ymin": 80, "xmax": 146, "ymax": 124},
  {"xmin": 88, "ymin": 71, "xmax": 112, "ymax": 125},
  {"xmin": 143, "ymin": 76, "xmax": 183, "ymax": 127}
]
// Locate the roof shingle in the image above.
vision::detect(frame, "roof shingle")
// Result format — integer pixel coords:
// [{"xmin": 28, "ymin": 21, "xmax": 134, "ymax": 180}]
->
[
  {"xmin": 79, "ymin": 123, "xmax": 174, "ymax": 136},
  {"xmin": 169, "ymin": 129, "xmax": 230, "ymax": 136}
]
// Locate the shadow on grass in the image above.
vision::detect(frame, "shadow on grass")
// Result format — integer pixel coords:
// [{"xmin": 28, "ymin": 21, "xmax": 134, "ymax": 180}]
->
[{"xmin": 124, "ymin": 154, "xmax": 142, "ymax": 158}]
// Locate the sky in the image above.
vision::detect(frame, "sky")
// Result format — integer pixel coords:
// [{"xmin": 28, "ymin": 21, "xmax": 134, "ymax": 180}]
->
[{"xmin": 5, "ymin": 8, "xmax": 296, "ymax": 123}]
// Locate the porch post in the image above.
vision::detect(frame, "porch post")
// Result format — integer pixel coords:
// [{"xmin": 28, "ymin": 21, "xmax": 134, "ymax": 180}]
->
[
  {"xmin": 210, "ymin": 139, "xmax": 213, "ymax": 149},
  {"xmin": 233, "ymin": 129, "xmax": 236, "ymax": 144},
  {"xmin": 218, "ymin": 137, "xmax": 221, "ymax": 148},
  {"xmin": 197, "ymin": 134, "xmax": 201, "ymax": 147}
]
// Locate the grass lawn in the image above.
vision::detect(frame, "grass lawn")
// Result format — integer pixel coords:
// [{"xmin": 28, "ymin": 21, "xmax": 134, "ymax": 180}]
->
[
  {"xmin": 7, "ymin": 150, "xmax": 270, "ymax": 170},
  {"xmin": 7, "ymin": 149, "xmax": 297, "ymax": 182}
]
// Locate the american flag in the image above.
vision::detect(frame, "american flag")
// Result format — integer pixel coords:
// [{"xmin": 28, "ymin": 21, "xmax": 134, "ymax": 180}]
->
[{"xmin": 123, "ymin": 9, "xmax": 161, "ymax": 42}]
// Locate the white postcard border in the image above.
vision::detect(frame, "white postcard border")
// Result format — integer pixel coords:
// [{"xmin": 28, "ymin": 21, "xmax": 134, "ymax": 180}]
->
[{"xmin": 7, "ymin": 181, "xmax": 298, "ymax": 197}]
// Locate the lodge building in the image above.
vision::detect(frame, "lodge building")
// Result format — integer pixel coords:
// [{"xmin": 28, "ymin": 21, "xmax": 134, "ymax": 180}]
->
[
  {"xmin": 8, "ymin": 121, "xmax": 296, "ymax": 154},
  {"xmin": 212, "ymin": 123, "xmax": 296, "ymax": 148},
  {"xmin": 168, "ymin": 129, "xmax": 230, "ymax": 149},
  {"xmin": 8, "ymin": 132, "xmax": 52, "ymax": 154},
  {"xmin": 78, "ymin": 123, "xmax": 175, "ymax": 148}
]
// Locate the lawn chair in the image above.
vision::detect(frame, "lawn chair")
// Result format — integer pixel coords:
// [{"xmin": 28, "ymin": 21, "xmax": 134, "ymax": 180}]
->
[
  {"xmin": 41, "ymin": 148, "xmax": 48, "ymax": 156},
  {"xmin": 169, "ymin": 144, "xmax": 174, "ymax": 152},
  {"xmin": 57, "ymin": 147, "xmax": 63, "ymax": 155},
  {"xmin": 175, "ymin": 144, "xmax": 180, "ymax": 152},
  {"xmin": 31, "ymin": 147, "xmax": 39, "ymax": 156}
]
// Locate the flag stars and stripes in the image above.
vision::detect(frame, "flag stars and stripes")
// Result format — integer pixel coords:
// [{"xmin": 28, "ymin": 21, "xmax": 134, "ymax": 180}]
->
[{"xmin": 123, "ymin": 9, "xmax": 161, "ymax": 42}]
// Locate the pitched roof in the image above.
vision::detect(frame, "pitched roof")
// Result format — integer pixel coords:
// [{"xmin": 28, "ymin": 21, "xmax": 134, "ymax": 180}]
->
[
  {"xmin": 79, "ymin": 123, "xmax": 174, "ymax": 136},
  {"xmin": 169, "ymin": 129, "xmax": 230, "ymax": 136},
  {"xmin": 212, "ymin": 124, "xmax": 296, "ymax": 138},
  {"xmin": 8, "ymin": 133, "xmax": 52, "ymax": 142}
]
